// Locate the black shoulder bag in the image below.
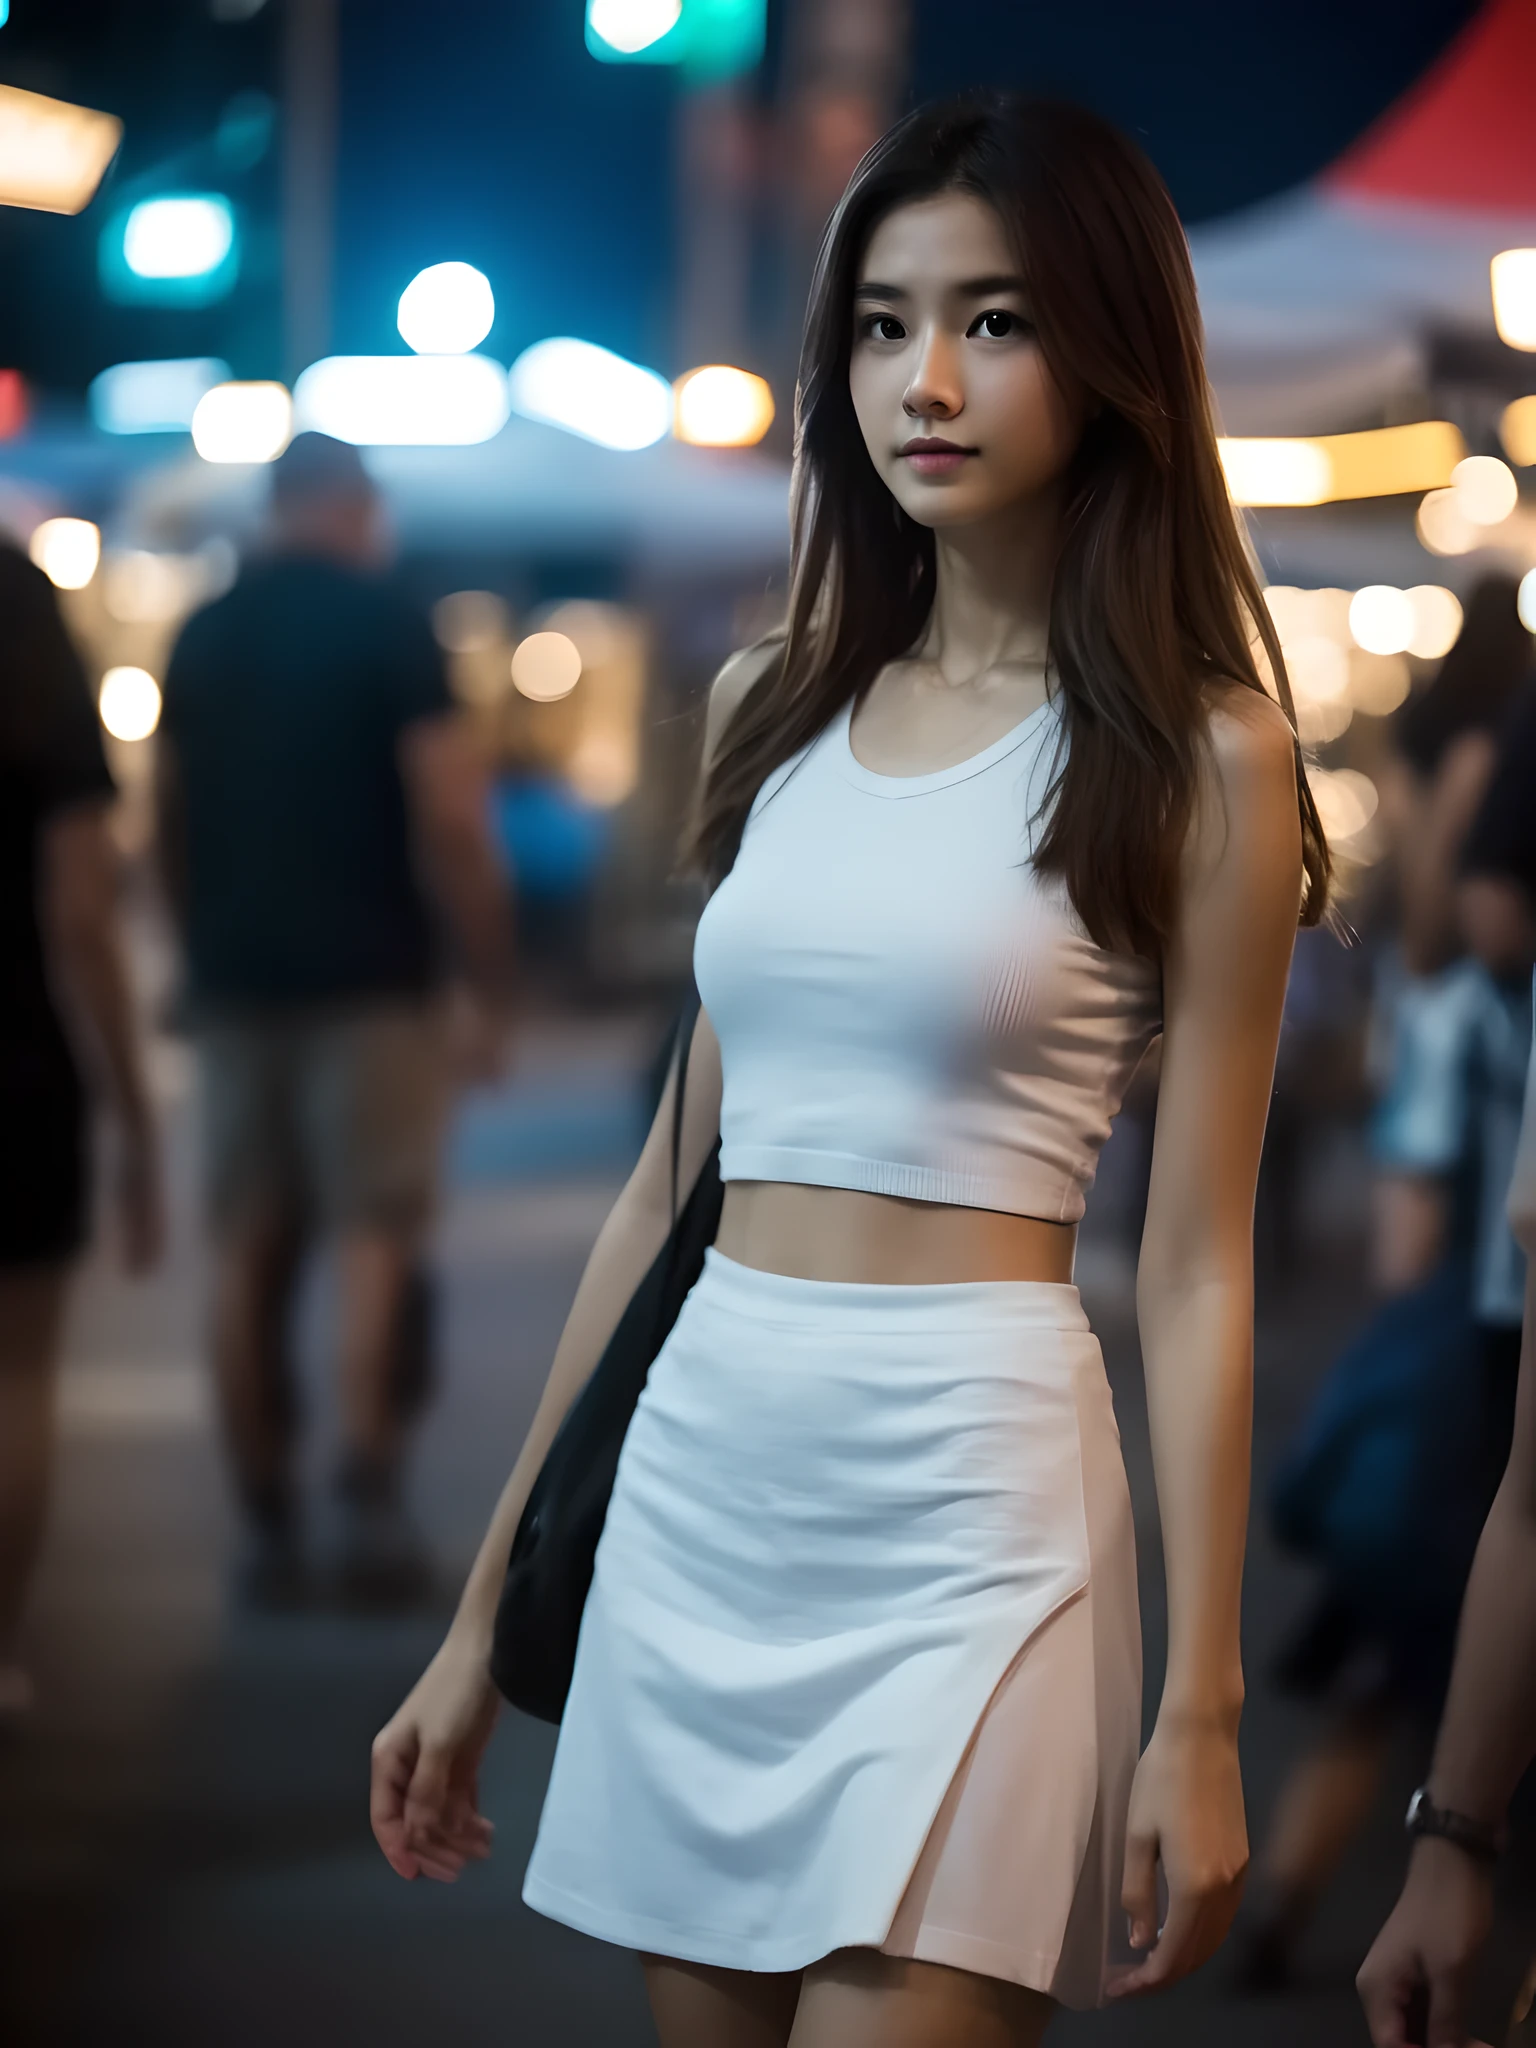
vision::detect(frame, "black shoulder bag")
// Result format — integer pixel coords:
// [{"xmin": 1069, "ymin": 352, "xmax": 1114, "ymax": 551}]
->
[{"xmin": 489, "ymin": 996, "xmax": 723, "ymax": 1723}]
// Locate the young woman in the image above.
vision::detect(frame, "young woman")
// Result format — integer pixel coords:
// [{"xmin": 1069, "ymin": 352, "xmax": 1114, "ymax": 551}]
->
[{"xmin": 370, "ymin": 95, "xmax": 1327, "ymax": 2046}]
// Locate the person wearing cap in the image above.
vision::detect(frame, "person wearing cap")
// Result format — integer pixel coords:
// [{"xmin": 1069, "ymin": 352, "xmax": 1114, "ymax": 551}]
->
[{"xmin": 156, "ymin": 432, "xmax": 514, "ymax": 1606}]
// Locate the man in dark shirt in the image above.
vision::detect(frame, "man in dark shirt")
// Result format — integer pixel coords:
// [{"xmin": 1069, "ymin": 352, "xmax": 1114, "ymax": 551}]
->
[{"xmin": 157, "ymin": 434, "xmax": 514, "ymax": 1604}]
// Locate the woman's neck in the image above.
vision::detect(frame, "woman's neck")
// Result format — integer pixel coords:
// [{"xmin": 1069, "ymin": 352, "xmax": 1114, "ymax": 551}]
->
[{"xmin": 918, "ymin": 489, "xmax": 1058, "ymax": 686}]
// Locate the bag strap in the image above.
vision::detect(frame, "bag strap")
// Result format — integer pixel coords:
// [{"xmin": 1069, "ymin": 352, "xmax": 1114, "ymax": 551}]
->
[{"xmin": 669, "ymin": 988, "xmax": 703, "ymax": 1225}]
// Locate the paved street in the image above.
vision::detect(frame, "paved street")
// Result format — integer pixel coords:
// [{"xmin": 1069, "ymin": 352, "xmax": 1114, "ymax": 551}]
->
[{"xmin": 3, "ymin": 1013, "xmax": 1533, "ymax": 2048}]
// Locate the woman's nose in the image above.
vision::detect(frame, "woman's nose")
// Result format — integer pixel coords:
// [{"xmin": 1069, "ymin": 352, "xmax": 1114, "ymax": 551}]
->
[{"xmin": 903, "ymin": 328, "xmax": 961, "ymax": 420}]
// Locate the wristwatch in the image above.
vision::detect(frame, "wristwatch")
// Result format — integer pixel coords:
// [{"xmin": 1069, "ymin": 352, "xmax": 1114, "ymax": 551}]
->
[{"xmin": 1405, "ymin": 1786, "xmax": 1507, "ymax": 1863}]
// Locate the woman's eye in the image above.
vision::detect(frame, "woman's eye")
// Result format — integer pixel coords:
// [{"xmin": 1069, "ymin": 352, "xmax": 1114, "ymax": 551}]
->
[
  {"xmin": 972, "ymin": 309, "xmax": 1023, "ymax": 339},
  {"xmin": 861, "ymin": 314, "xmax": 906, "ymax": 342}
]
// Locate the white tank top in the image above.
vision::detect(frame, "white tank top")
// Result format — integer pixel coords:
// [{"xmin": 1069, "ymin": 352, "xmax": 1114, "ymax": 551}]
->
[{"xmin": 693, "ymin": 691, "xmax": 1162, "ymax": 1224}]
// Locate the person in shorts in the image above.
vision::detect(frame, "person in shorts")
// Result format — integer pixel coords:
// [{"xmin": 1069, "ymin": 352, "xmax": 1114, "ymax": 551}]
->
[{"xmin": 156, "ymin": 434, "xmax": 514, "ymax": 1605}]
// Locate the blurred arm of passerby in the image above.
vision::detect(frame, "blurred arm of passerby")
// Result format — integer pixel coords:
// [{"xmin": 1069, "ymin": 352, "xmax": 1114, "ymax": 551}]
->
[
  {"xmin": 1385, "ymin": 729, "xmax": 1500, "ymax": 980},
  {"xmin": 1356, "ymin": 1074, "xmax": 1536, "ymax": 2048},
  {"xmin": 1458, "ymin": 689, "xmax": 1536, "ymax": 988},
  {"xmin": 367, "ymin": 645, "xmax": 765, "ymax": 1882},
  {"xmin": 398, "ymin": 715, "xmax": 517, "ymax": 1079},
  {"xmin": 41, "ymin": 802, "xmax": 163, "ymax": 1271},
  {"xmin": 1385, "ymin": 572, "xmax": 1536, "ymax": 982}
]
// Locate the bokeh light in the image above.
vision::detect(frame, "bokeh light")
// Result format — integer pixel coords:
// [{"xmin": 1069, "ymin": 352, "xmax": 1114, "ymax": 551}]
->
[
  {"xmin": 673, "ymin": 365, "xmax": 775, "ymax": 447},
  {"xmin": 1491, "ymin": 249, "xmax": 1536, "ymax": 351},
  {"xmin": 29, "ymin": 515, "xmax": 100, "ymax": 589},
  {"xmin": 396, "ymin": 262, "xmax": 495, "ymax": 356},
  {"xmin": 122, "ymin": 195, "xmax": 234, "ymax": 279},
  {"xmin": 1220, "ymin": 438, "xmax": 1330, "ymax": 507},
  {"xmin": 587, "ymin": 0, "xmax": 681, "ymax": 56},
  {"xmin": 98, "ymin": 665, "xmax": 162, "ymax": 742},
  {"xmin": 1502, "ymin": 396, "xmax": 1536, "ymax": 469},
  {"xmin": 191, "ymin": 380, "xmax": 292, "ymax": 463},
  {"xmin": 1404, "ymin": 584, "xmax": 1463, "ymax": 660},
  {"xmin": 1349, "ymin": 652, "xmax": 1411, "ymax": 717},
  {"xmin": 1285, "ymin": 635, "xmax": 1349, "ymax": 703},
  {"xmin": 1308, "ymin": 766, "xmax": 1379, "ymax": 850},
  {"xmin": 508, "ymin": 338, "xmax": 672, "ymax": 451},
  {"xmin": 293, "ymin": 355, "xmax": 509, "ymax": 445},
  {"xmin": 568, "ymin": 729, "xmax": 638, "ymax": 806},
  {"xmin": 1450, "ymin": 454, "xmax": 1518, "ymax": 526},
  {"xmin": 1519, "ymin": 568, "xmax": 1536, "ymax": 635},
  {"xmin": 90, "ymin": 357, "xmax": 230, "ymax": 435},
  {"xmin": 1348, "ymin": 585, "xmax": 1415, "ymax": 656},
  {"xmin": 1416, "ymin": 488, "xmax": 1478, "ymax": 557},
  {"xmin": 511, "ymin": 631, "xmax": 583, "ymax": 701},
  {"xmin": 0, "ymin": 82, "xmax": 122, "ymax": 214}
]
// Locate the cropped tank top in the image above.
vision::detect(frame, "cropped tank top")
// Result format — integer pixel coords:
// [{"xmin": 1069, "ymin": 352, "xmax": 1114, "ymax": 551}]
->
[{"xmin": 693, "ymin": 691, "xmax": 1162, "ymax": 1224}]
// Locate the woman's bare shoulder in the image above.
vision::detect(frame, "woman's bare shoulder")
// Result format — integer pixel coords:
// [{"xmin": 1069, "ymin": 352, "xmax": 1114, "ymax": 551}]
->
[
  {"xmin": 1202, "ymin": 681, "xmax": 1297, "ymax": 791},
  {"xmin": 704, "ymin": 636, "xmax": 784, "ymax": 762},
  {"xmin": 1187, "ymin": 683, "xmax": 1302, "ymax": 889}
]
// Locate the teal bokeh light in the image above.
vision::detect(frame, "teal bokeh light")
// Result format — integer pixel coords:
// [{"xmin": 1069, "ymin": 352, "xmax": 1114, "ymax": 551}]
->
[
  {"xmin": 98, "ymin": 193, "xmax": 240, "ymax": 307},
  {"xmin": 585, "ymin": 0, "xmax": 764, "ymax": 81}
]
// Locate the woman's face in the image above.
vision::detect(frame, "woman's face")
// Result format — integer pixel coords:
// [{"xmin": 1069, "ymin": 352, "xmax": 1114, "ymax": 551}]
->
[{"xmin": 849, "ymin": 191, "xmax": 1085, "ymax": 531}]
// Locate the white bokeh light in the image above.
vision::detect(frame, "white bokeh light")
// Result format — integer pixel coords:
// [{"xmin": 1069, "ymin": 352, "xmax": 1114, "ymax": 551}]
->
[
  {"xmin": 191, "ymin": 381, "xmax": 293, "ymax": 463},
  {"xmin": 98, "ymin": 666, "xmax": 162, "ymax": 742},
  {"xmin": 122, "ymin": 195, "xmax": 234, "ymax": 279},
  {"xmin": 1349, "ymin": 585, "xmax": 1416, "ymax": 657},
  {"xmin": 293, "ymin": 355, "xmax": 509, "ymax": 445},
  {"xmin": 29, "ymin": 517, "xmax": 100, "ymax": 590},
  {"xmin": 1450, "ymin": 455, "xmax": 1519, "ymax": 527},
  {"xmin": 396, "ymin": 262, "xmax": 495, "ymax": 355},
  {"xmin": 511, "ymin": 631, "xmax": 582, "ymax": 701},
  {"xmin": 508, "ymin": 338, "xmax": 672, "ymax": 451},
  {"xmin": 587, "ymin": 0, "xmax": 682, "ymax": 55},
  {"xmin": 1405, "ymin": 585, "xmax": 1464, "ymax": 660}
]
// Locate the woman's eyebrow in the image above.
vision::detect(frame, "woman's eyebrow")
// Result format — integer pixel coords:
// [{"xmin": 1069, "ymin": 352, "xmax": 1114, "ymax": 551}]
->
[
  {"xmin": 955, "ymin": 273, "xmax": 1029, "ymax": 296},
  {"xmin": 852, "ymin": 273, "xmax": 1029, "ymax": 300}
]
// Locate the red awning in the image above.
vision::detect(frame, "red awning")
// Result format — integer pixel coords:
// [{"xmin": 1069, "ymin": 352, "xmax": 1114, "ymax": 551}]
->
[{"xmin": 1326, "ymin": 0, "xmax": 1536, "ymax": 213}]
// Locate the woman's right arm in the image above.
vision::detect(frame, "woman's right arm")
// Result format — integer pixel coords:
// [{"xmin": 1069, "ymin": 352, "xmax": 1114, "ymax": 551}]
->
[
  {"xmin": 370, "ymin": 637, "xmax": 772, "ymax": 1882},
  {"xmin": 370, "ymin": 1011, "xmax": 722, "ymax": 1880}
]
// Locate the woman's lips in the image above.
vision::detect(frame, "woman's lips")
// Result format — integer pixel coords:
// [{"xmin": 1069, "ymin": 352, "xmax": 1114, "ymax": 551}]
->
[{"xmin": 899, "ymin": 443, "xmax": 976, "ymax": 476}]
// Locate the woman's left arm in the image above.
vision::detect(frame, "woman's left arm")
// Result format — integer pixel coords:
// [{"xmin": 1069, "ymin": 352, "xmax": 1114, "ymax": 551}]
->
[{"xmin": 1108, "ymin": 689, "xmax": 1304, "ymax": 1997}]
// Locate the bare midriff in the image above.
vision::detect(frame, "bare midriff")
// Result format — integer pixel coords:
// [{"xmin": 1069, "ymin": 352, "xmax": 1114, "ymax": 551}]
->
[{"xmin": 714, "ymin": 1181, "xmax": 1077, "ymax": 1286}]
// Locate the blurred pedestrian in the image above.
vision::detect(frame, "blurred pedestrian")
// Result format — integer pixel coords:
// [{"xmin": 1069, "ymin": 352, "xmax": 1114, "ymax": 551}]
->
[
  {"xmin": 154, "ymin": 432, "xmax": 514, "ymax": 1608},
  {"xmin": 1372, "ymin": 573, "xmax": 1534, "ymax": 1294},
  {"xmin": 0, "ymin": 542, "xmax": 162, "ymax": 1722},
  {"xmin": 1357, "ymin": 999, "xmax": 1536, "ymax": 2048},
  {"xmin": 1242, "ymin": 606, "xmax": 1536, "ymax": 1985}
]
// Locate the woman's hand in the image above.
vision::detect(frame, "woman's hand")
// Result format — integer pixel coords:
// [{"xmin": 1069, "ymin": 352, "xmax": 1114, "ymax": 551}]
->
[
  {"xmin": 370, "ymin": 1635, "xmax": 501, "ymax": 1882},
  {"xmin": 1357, "ymin": 1839, "xmax": 1496, "ymax": 2048},
  {"xmin": 1107, "ymin": 1714, "xmax": 1249, "ymax": 1997}
]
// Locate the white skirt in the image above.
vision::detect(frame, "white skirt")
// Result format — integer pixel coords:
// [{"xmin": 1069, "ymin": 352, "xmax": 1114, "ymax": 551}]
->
[{"xmin": 522, "ymin": 1249, "xmax": 1142, "ymax": 2008}]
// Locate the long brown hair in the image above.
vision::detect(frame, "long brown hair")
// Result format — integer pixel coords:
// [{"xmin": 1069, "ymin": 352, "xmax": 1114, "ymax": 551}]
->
[{"xmin": 686, "ymin": 93, "xmax": 1329, "ymax": 958}]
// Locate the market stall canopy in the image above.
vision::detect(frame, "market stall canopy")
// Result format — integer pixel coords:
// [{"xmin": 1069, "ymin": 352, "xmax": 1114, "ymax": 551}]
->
[{"xmin": 1194, "ymin": 0, "xmax": 1536, "ymax": 437}]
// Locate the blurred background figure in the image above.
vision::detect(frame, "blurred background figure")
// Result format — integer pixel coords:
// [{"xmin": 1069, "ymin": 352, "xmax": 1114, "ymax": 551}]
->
[
  {"xmin": 153, "ymin": 432, "xmax": 515, "ymax": 1610},
  {"xmin": 1243, "ymin": 579, "xmax": 1536, "ymax": 1987},
  {"xmin": 1357, "ymin": 984, "xmax": 1536, "ymax": 2048},
  {"xmin": 0, "ymin": 542, "xmax": 162, "ymax": 1723}
]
